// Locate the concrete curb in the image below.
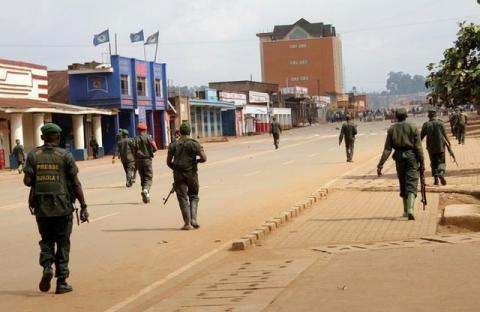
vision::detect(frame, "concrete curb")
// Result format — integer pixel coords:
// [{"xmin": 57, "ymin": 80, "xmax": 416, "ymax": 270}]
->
[{"xmin": 231, "ymin": 188, "xmax": 329, "ymax": 251}]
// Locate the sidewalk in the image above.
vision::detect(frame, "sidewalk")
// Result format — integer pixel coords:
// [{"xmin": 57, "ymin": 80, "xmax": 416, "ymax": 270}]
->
[{"xmin": 135, "ymin": 116, "xmax": 480, "ymax": 311}]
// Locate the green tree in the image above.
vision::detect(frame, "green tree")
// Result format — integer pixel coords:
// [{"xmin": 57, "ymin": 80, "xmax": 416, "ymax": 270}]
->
[
  {"xmin": 426, "ymin": 22, "xmax": 480, "ymax": 108},
  {"xmin": 386, "ymin": 72, "xmax": 426, "ymax": 95}
]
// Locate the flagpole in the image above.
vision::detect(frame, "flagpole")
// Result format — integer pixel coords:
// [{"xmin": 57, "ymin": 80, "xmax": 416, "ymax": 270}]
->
[
  {"xmin": 154, "ymin": 40, "xmax": 158, "ymax": 63},
  {"xmin": 107, "ymin": 29, "xmax": 112, "ymax": 63},
  {"xmin": 115, "ymin": 33, "xmax": 118, "ymax": 55}
]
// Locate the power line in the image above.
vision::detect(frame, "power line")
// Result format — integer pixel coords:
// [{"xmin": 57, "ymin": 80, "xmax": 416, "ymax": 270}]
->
[{"xmin": 342, "ymin": 15, "xmax": 480, "ymax": 35}]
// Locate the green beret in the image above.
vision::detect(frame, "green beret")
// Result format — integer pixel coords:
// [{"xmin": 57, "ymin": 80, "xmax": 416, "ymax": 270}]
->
[
  {"xmin": 396, "ymin": 108, "xmax": 408, "ymax": 117},
  {"xmin": 122, "ymin": 129, "xmax": 129, "ymax": 136},
  {"xmin": 41, "ymin": 123, "xmax": 62, "ymax": 134},
  {"xmin": 179, "ymin": 122, "xmax": 191, "ymax": 135}
]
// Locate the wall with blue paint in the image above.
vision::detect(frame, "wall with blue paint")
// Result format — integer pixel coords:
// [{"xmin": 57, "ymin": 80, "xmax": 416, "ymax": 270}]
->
[{"xmin": 69, "ymin": 55, "xmax": 169, "ymax": 151}]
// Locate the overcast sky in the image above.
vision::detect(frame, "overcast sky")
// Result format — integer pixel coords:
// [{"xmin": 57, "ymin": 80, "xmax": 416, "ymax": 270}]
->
[{"xmin": 1, "ymin": 0, "xmax": 479, "ymax": 92}]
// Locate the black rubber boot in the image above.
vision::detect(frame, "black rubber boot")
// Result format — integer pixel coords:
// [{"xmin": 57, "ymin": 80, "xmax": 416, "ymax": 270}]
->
[
  {"xmin": 39, "ymin": 263, "xmax": 54, "ymax": 292},
  {"xmin": 55, "ymin": 279, "xmax": 73, "ymax": 294}
]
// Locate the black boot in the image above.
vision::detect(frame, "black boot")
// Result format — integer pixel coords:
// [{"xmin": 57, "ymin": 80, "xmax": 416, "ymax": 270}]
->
[
  {"xmin": 439, "ymin": 176, "xmax": 447, "ymax": 186},
  {"xmin": 434, "ymin": 176, "xmax": 439, "ymax": 186},
  {"xmin": 39, "ymin": 263, "xmax": 53, "ymax": 292},
  {"xmin": 55, "ymin": 279, "xmax": 73, "ymax": 294},
  {"xmin": 190, "ymin": 198, "xmax": 200, "ymax": 229}
]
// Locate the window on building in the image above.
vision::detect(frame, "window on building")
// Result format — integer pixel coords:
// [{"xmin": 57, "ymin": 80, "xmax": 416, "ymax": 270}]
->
[
  {"xmin": 120, "ymin": 75, "xmax": 130, "ymax": 95},
  {"xmin": 289, "ymin": 28, "xmax": 309, "ymax": 40},
  {"xmin": 299, "ymin": 60, "xmax": 308, "ymax": 65},
  {"xmin": 289, "ymin": 44, "xmax": 298, "ymax": 49},
  {"xmin": 298, "ymin": 43, "xmax": 307, "ymax": 48},
  {"xmin": 300, "ymin": 76, "xmax": 309, "ymax": 81},
  {"xmin": 155, "ymin": 79, "xmax": 162, "ymax": 97},
  {"xmin": 291, "ymin": 77, "xmax": 299, "ymax": 82},
  {"xmin": 289, "ymin": 60, "xmax": 299, "ymax": 65},
  {"xmin": 137, "ymin": 76, "xmax": 147, "ymax": 96}
]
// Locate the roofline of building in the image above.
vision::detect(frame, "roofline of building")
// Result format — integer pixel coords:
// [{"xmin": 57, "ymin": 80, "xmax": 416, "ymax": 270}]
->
[
  {"xmin": 0, "ymin": 98, "xmax": 116, "ymax": 115},
  {"xmin": 0, "ymin": 58, "xmax": 47, "ymax": 70},
  {"xmin": 256, "ymin": 32, "xmax": 273, "ymax": 37},
  {"xmin": 209, "ymin": 81, "xmax": 279, "ymax": 87}
]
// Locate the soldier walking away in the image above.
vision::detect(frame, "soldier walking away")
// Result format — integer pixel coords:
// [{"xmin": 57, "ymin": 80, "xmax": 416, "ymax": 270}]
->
[
  {"xmin": 377, "ymin": 109, "xmax": 425, "ymax": 220},
  {"xmin": 12, "ymin": 139, "xmax": 25, "ymax": 173},
  {"xmin": 133, "ymin": 122, "xmax": 157, "ymax": 203},
  {"xmin": 270, "ymin": 116, "xmax": 282, "ymax": 149},
  {"xmin": 23, "ymin": 123, "xmax": 89, "ymax": 294},
  {"xmin": 113, "ymin": 129, "xmax": 136, "ymax": 187},
  {"xmin": 448, "ymin": 110, "xmax": 457, "ymax": 136},
  {"xmin": 455, "ymin": 107, "xmax": 468, "ymax": 145},
  {"xmin": 339, "ymin": 114, "xmax": 357, "ymax": 162},
  {"xmin": 421, "ymin": 108, "xmax": 450, "ymax": 186},
  {"xmin": 167, "ymin": 123, "xmax": 207, "ymax": 230},
  {"xmin": 89, "ymin": 135, "xmax": 99, "ymax": 159}
]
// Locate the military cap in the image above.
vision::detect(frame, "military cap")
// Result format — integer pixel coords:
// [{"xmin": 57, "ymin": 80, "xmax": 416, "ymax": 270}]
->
[
  {"xmin": 41, "ymin": 122, "xmax": 62, "ymax": 134},
  {"xmin": 122, "ymin": 129, "xmax": 129, "ymax": 136},
  {"xmin": 345, "ymin": 113, "xmax": 351, "ymax": 120},
  {"xmin": 179, "ymin": 122, "xmax": 191, "ymax": 135},
  {"xmin": 428, "ymin": 107, "xmax": 437, "ymax": 113},
  {"xmin": 395, "ymin": 108, "xmax": 408, "ymax": 118}
]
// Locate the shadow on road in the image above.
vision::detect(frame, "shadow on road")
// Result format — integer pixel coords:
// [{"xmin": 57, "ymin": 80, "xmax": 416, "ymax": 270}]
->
[
  {"xmin": 308, "ymin": 216, "xmax": 406, "ymax": 222},
  {"xmin": 446, "ymin": 168, "xmax": 480, "ymax": 177},
  {"xmin": 102, "ymin": 227, "xmax": 181, "ymax": 232},
  {"xmin": 0, "ymin": 290, "xmax": 43, "ymax": 298},
  {"xmin": 341, "ymin": 173, "xmax": 398, "ymax": 180}
]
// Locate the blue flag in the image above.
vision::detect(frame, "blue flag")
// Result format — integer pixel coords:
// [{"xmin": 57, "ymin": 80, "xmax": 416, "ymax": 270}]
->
[
  {"xmin": 144, "ymin": 31, "xmax": 159, "ymax": 45},
  {"xmin": 130, "ymin": 30, "xmax": 144, "ymax": 43},
  {"xmin": 93, "ymin": 29, "xmax": 110, "ymax": 46}
]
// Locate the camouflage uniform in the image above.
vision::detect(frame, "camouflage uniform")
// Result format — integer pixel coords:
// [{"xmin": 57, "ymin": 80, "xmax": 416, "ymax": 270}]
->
[
  {"xmin": 116, "ymin": 131, "xmax": 136, "ymax": 187},
  {"xmin": 339, "ymin": 118, "xmax": 357, "ymax": 162},
  {"xmin": 168, "ymin": 124, "xmax": 205, "ymax": 229},
  {"xmin": 455, "ymin": 109, "xmax": 468, "ymax": 144},
  {"xmin": 133, "ymin": 131, "xmax": 155, "ymax": 203},
  {"xmin": 23, "ymin": 127, "xmax": 79, "ymax": 288},
  {"xmin": 421, "ymin": 111, "xmax": 448, "ymax": 185},
  {"xmin": 377, "ymin": 109, "xmax": 424, "ymax": 220}
]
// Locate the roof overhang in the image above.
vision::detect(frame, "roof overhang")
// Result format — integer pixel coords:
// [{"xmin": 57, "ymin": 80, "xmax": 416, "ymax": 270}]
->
[{"xmin": 0, "ymin": 98, "xmax": 116, "ymax": 115}]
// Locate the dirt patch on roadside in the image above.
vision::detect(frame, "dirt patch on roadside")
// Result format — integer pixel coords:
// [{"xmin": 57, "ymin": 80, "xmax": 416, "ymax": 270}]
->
[{"xmin": 437, "ymin": 192, "xmax": 480, "ymax": 234}]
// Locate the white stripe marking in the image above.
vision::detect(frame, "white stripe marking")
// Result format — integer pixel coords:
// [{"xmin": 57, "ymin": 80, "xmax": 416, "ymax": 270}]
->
[
  {"xmin": 90, "ymin": 212, "xmax": 120, "ymax": 223},
  {"xmin": 104, "ymin": 241, "xmax": 233, "ymax": 312},
  {"xmin": 244, "ymin": 170, "xmax": 261, "ymax": 177},
  {"xmin": 282, "ymin": 160, "xmax": 294, "ymax": 165}
]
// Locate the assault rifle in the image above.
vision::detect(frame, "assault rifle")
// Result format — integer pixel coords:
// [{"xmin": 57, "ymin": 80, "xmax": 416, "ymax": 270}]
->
[
  {"xmin": 163, "ymin": 185, "xmax": 175, "ymax": 205},
  {"xmin": 445, "ymin": 140, "xmax": 459, "ymax": 167},
  {"xmin": 419, "ymin": 168, "xmax": 427, "ymax": 211}
]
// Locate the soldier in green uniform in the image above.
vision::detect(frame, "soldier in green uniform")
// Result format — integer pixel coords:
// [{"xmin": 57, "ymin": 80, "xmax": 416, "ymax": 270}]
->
[
  {"xmin": 12, "ymin": 139, "xmax": 25, "ymax": 173},
  {"xmin": 455, "ymin": 107, "xmax": 468, "ymax": 145},
  {"xmin": 377, "ymin": 109, "xmax": 425, "ymax": 220},
  {"xmin": 133, "ymin": 123, "xmax": 157, "ymax": 203},
  {"xmin": 339, "ymin": 114, "xmax": 357, "ymax": 162},
  {"xmin": 421, "ymin": 108, "xmax": 450, "ymax": 186},
  {"xmin": 167, "ymin": 123, "xmax": 207, "ymax": 230},
  {"xmin": 270, "ymin": 116, "xmax": 282, "ymax": 149},
  {"xmin": 23, "ymin": 123, "xmax": 89, "ymax": 294},
  {"xmin": 113, "ymin": 129, "xmax": 136, "ymax": 187}
]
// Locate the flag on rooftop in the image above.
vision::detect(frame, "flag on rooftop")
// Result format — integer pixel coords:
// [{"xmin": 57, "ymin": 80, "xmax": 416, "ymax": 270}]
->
[
  {"xmin": 144, "ymin": 31, "xmax": 159, "ymax": 45},
  {"xmin": 93, "ymin": 29, "xmax": 110, "ymax": 46},
  {"xmin": 130, "ymin": 30, "xmax": 144, "ymax": 43}
]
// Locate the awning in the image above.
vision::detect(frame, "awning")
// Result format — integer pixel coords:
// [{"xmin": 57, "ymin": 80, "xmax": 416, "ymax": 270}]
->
[
  {"xmin": 189, "ymin": 98, "xmax": 235, "ymax": 110},
  {"xmin": 0, "ymin": 98, "xmax": 116, "ymax": 115},
  {"xmin": 167, "ymin": 100, "xmax": 177, "ymax": 114}
]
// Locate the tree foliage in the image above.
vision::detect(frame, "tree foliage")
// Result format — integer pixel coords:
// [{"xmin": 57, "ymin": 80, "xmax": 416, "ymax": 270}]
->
[
  {"xmin": 386, "ymin": 72, "xmax": 426, "ymax": 95},
  {"xmin": 426, "ymin": 22, "xmax": 480, "ymax": 107}
]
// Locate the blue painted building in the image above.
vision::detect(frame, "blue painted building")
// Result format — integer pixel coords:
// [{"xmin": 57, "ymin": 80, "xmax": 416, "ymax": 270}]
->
[
  {"xmin": 189, "ymin": 88, "xmax": 235, "ymax": 139},
  {"xmin": 68, "ymin": 56, "xmax": 168, "ymax": 153}
]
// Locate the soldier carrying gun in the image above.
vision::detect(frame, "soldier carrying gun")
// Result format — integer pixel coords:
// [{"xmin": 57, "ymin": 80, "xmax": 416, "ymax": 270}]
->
[{"xmin": 23, "ymin": 123, "xmax": 89, "ymax": 295}]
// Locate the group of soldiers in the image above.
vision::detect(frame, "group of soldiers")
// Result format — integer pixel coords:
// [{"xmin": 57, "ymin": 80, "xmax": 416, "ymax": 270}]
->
[
  {"xmin": 22, "ymin": 120, "xmax": 206, "ymax": 294},
  {"xmin": 449, "ymin": 107, "xmax": 469, "ymax": 145},
  {"xmin": 19, "ymin": 106, "xmax": 468, "ymax": 295}
]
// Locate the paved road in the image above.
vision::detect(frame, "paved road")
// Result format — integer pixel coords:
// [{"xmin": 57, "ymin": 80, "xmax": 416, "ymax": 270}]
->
[{"xmin": 0, "ymin": 120, "xmax": 411, "ymax": 311}]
